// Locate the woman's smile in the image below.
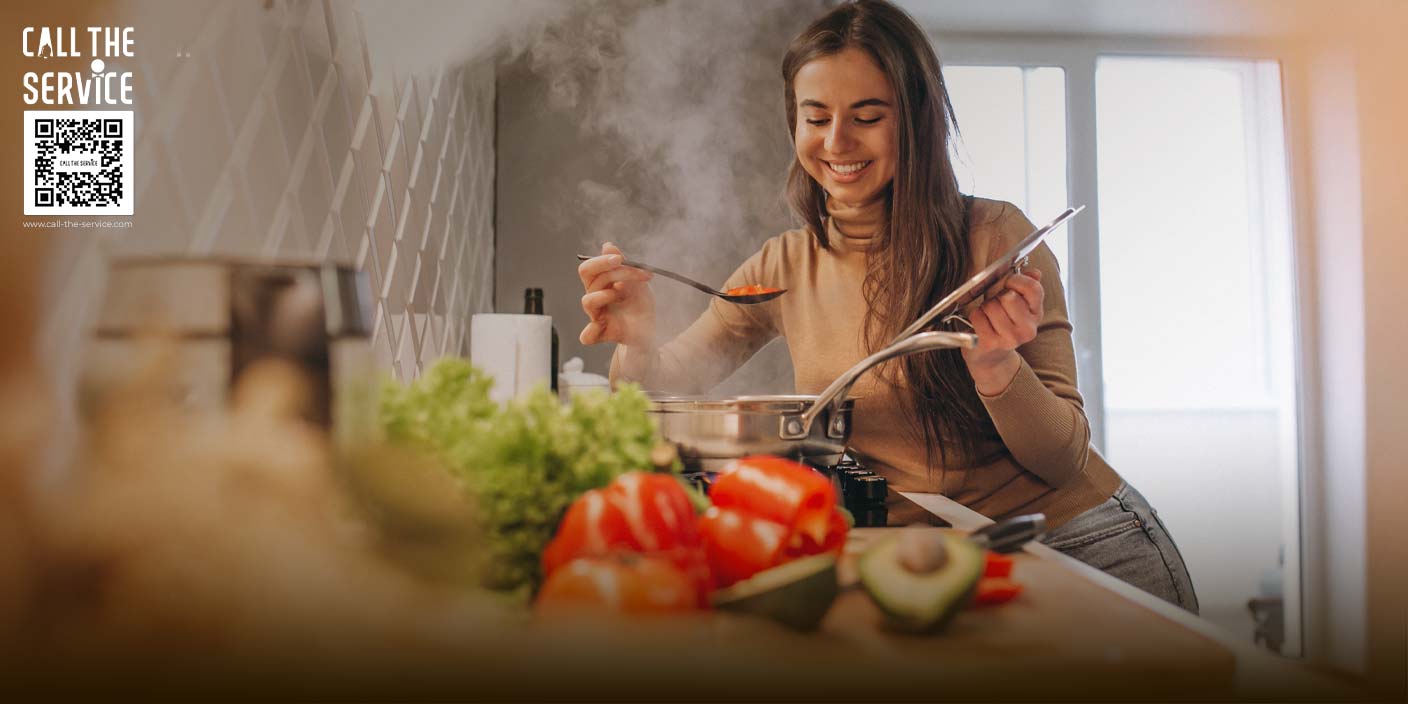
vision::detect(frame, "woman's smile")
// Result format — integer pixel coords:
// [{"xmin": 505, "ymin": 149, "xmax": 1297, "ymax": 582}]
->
[{"xmin": 824, "ymin": 159, "xmax": 873, "ymax": 181}]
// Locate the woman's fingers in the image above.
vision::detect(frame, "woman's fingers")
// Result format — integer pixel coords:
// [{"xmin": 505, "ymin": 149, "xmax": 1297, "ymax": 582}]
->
[
  {"xmin": 965, "ymin": 270, "xmax": 1048, "ymax": 374},
  {"xmin": 578, "ymin": 253, "xmax": 622, "ymax": 288},
  {"xmin": 580, "ymin": 243, "xmax": 657, "ymax": 348},
  {"xmin": 581, "ymin": 316, "xmax": 626, "ymax": 345},
  {"xmin": 1004, "ymin": 271, "xmax": 1045, "ymax": 316},
  {"xmin": 578, "ymin": 246, "xmax": 652, "ymax": 292},
  {"xmin": 581, "ymin": 287, "xmax": 622, "ymax": 320},
  {"xmin": 996, "ymin": 290, "xmax": 1037, "ymax": 342},
  {"xmin": 973, "ymin": 304, "xmax": 1015, "ymax": 347},
  {"xmin": 584, "ymin": 265, "xmax": 650, "ymax": 293},
  {"xmin": 980, "ymin": 297, "xmax": 1018, "ymax": 343},
  {"xmin": 969, "ymin": 305, "xmax": 996, "ymax": 341},
  {"xmin": 579, "ymin": 319, "xmax": 603, "ymax": 345},
  {"xmin": 578, "ymin": 241, "xmax": 628, "ymax": 287}
]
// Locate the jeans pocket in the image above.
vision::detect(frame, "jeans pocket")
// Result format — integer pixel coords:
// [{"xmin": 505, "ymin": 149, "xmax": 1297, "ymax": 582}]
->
[
  {"xmin": 1144, "ymin": 507, "xmax": 1200, "ymax": 612},
  {"xmin": 1043, "ymin": 514, "xmax": 1143, "ymax": 552}
]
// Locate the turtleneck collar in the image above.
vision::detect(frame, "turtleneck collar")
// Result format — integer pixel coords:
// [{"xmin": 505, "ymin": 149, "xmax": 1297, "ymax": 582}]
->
[{"xmin": 825, "ymin": 194, "xmax": 885, "ymax": 252}]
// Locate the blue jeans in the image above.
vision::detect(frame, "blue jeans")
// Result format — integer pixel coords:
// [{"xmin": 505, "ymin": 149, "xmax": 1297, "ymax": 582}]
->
[{"xmin": 1040, "ymin": 481, "xmax": 1200, "ymax": 614}]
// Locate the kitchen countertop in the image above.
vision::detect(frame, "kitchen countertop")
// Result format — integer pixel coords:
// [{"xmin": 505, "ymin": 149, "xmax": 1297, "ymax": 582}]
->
[
  {"xmin": 21, "ymin": 491, "xmax": 1361, "ymax": 701},
  {"xmin": 900, "ymin": 491, "xmax": 1362, "ymax": 701}
]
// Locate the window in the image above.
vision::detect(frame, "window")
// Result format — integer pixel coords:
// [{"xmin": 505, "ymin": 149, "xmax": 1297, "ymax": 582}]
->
[
  {"xmin": 1096, "ymin": 55, "xmax": 1299, "ymax": 652},
  {"xmin": 946, "ymin": 65, "xmax": 1070, "ymax": 287},
  {"xmin": 943, "ymin": 51, "xmax": 1301, "ymax": 655}
]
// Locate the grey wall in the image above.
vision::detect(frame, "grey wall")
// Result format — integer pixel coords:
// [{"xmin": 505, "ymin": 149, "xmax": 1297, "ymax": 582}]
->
[
  {"xmin": 42, "ymin": 0, "xmax": 497, "ymax": 385},
  {"xmin": 494, "ymin": 0, "xmax": 826, "ymax": 394}
]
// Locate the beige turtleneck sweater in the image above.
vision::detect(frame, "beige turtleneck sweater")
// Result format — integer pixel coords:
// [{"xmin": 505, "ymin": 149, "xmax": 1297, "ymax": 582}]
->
[{"xmin": 610, "ymin": 197, "xmax": 1122, "ymax": 528}]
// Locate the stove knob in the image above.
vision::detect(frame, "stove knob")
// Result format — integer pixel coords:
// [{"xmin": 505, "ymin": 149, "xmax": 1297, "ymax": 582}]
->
[{"xmin": 847, "ymin": 474, "xmax": 888, "ymax": 503}]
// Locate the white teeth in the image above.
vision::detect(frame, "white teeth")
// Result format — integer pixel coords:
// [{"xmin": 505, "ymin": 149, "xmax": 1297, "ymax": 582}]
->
[{"xmin": 828, "ymin": 161, "xmax": 870, "ymax": 175}]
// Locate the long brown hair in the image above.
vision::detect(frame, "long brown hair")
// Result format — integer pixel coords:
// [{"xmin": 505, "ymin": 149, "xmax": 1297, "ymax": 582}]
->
[{"xmin": 782, "ymin": 0, "xmax": 998, "ymax": 472}]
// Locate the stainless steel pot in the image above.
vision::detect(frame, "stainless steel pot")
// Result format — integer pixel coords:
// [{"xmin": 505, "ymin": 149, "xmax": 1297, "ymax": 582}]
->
[{"xmin": 648, "ymin": 331, "xmax": 977, "ymax": 469}]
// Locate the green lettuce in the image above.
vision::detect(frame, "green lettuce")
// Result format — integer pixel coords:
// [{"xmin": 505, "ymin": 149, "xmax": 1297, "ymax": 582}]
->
[{"xmin": 379, "ymin": 358, "xmax": 665, "ymax": 597}]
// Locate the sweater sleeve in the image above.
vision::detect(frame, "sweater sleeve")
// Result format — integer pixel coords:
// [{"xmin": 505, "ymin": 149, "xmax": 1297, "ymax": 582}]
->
[
  {"xmin": 608, "ymin": 241, "xmax": 782, "ymax": 394},
  {"xmin": 976, "ymin": 210, "xmax": 1092, "ymax": 488}
]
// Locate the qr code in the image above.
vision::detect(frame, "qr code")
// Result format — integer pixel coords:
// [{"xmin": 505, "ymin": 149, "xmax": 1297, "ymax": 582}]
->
[{"xmin": 24, "ymin": 110, "xmax": 134, "ymax": 216}]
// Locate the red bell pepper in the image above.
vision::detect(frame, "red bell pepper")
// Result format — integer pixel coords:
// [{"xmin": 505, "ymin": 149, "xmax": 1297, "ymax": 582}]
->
[
  {"xmin": 709, "ymin": 455, "xmax": 838, "ymax": 546},
  {"xmin": 541, "ymin": 472, "xmax": 709, "ymax": 603},
  {"xmin": 536, "ymin": 554, "xmax": 697, "ymax": 615},
  {"xmin": 973, "ymin": 577, "xmax": 1024, "ymax": 607},
  {"xmin": 541, "ymin": 487, "xmax": 631, "ymax": 577},
  {"xmin": 983, "ymin": 551, "xmax": 1015, "ymax": 578},
  {"xmin": 607, "ymin": 472, "xmax": 702, "ymax": 553},
  {"xmin": 696, "ymin": 506, "xmax": 789, "ymax": 589},
  {"xmin": 780, "ymin": 503, "xmax": 849, "ymax": 561},
  {"xmin": 698, "ymin": 456, "xmax": 849, "ymax": 588}
]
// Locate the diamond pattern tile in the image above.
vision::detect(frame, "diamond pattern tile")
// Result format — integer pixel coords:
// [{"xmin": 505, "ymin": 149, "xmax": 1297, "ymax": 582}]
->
[
  {"xmin": 273, "ymin": 38, "xmax": 314, "ymax": 161},
  {"xmin": 297, "ymin": 136, "xmax": 335, "ymax": 248},
  {"xmin": 315, "ymin": 212, "xmax": 341, "ymax": 261},
  {"xmin": 41, "ymin": 0, "xmax": 496, "ymax": 385},
  {"xmin": 426, "ymin": 313, "xmax": 446, "ymax": 364},
  {"xmin": 165, "ymin": 61, "xmax": 233, "ymax": 223},
  {"xmin": 321, "ymin": 73, "xmax": 355, "ymax": 166},
  {"xmin": 394, "ymin": 312, "xmax": 417, "ymax": 382}
]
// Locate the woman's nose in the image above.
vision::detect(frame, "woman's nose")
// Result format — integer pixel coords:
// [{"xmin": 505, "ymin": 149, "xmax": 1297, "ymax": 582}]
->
[{"xmin": 824, "ymin": 121, "xmax": 856, "ymax": 154}]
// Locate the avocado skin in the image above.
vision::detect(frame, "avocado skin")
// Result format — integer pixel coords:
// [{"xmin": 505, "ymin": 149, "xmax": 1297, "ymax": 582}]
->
[
  {"xmin": 711, "ymin": 555, "xmax": 840, "ymax": 631},
  {"xmin": 858, "ymin": 533, "xmax": 984, "ymax": 633}
]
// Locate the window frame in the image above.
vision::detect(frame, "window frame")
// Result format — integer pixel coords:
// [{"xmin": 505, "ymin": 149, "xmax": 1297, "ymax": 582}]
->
[{"xmin": 932, "ymin": 31, "xmax": 1317, "ymax": 661}]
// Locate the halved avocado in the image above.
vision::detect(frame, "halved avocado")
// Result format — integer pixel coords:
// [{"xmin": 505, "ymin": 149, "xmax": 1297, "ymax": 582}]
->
[
  {"xmin": 858, "ymin": 531, "xmax": 984, "ymax": 633},
  {"xmin": 710, "ymin": 554, "xmax": 839, "ymax": 631}
]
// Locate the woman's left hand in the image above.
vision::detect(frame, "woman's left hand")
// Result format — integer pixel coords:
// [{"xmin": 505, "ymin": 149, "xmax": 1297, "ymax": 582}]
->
[{"xmin": 962, "ymin": 269, "xmax": 1045, "ymax": 396}]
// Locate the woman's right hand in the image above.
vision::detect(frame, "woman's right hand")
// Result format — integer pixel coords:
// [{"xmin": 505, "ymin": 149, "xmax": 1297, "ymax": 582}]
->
[{"xmin": 578, "ymin": 242, "xmax": 656, "ymax": 349}]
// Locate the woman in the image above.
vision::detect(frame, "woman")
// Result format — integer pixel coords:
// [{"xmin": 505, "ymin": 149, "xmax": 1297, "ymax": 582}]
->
[{"xmin": 575, "ymin": 0, "xmax": 1198, "ymax": 613}]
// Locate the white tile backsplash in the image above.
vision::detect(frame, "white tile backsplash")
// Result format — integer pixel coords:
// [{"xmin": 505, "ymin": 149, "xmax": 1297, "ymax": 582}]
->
[{"xmin": 41, "ymin": 0, "xmax": 496, "ymax": 396}]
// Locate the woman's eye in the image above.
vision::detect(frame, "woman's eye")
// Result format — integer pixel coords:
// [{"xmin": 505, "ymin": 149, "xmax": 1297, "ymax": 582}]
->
[
  {"xmin": 805, "ymin": 118, "xmax": 830, "ymax": 126},
  {"xmin": 856, "ymin": 116, "xmax": 883, "ymax": 125}
]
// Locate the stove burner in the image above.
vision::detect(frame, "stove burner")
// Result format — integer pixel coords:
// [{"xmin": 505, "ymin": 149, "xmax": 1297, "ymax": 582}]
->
[{"xmin": 679, "ymin": 454, "xmax": 890, "ymax": 528}]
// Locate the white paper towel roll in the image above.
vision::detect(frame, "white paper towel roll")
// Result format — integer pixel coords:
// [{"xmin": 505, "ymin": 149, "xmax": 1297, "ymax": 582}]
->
[{"xmin": 470, "ymin": 313, "xmax": 552, "ymax": 403}]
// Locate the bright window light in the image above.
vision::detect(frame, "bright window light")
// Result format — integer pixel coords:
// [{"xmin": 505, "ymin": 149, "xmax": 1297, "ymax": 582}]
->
[
  {"xmin": 945, "ymin": 65, "xmax": 1070, "ymax": 287},
  {"xmin": 1096, "ymin": 55, "xmax": 1299, "ymax": 653}
]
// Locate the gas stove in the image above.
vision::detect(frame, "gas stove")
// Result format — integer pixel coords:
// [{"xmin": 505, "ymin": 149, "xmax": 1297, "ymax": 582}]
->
[{"xmin": 680, "ymin": 453, "xmax": 891, "ymax": 527}]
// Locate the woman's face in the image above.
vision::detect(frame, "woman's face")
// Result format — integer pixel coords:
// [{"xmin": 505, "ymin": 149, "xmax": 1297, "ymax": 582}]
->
[{"xmin": 792, "ymin": 47, "xmax": 898, "ymax": 206}]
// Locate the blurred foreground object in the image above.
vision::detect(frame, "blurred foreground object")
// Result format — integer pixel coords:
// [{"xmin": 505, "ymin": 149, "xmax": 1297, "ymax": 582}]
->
[
  {"xmin": 82, "ymin": 258, "xmax": 376, "ymax": 440},
  {"xmin": 28, "ymin": 357, "xmax": 512, "ymax": 661}
]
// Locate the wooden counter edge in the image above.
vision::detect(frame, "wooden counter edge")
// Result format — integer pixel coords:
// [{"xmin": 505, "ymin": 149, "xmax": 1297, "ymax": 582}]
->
[{"xmin": 900, "ymin": 491, "xmax": 1366, "ymax": 701}]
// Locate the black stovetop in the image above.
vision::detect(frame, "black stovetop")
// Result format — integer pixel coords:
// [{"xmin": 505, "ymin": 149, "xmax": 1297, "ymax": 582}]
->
[{"xmin": 679, "ymin": 454, "xmax": 895, "ymax": 528}]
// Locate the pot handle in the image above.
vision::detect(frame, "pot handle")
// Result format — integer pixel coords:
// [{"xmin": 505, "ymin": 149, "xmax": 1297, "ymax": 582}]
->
[{"xmin": 779, "ymin": 331, "xmax": 977, "ymax": 440}]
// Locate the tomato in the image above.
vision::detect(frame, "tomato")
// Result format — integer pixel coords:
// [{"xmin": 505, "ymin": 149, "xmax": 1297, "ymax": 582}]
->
[
  {"xmin": 709, "ymin": 456, "xmax": 837, "ymax": 546},
  {"xmin": 541, "ymin": 472, "xmax": 709, "ymax": 603},
  {"xmin": 973, "ymin": 578, "xmax": 1024, "ymax": 607},
  {"xmin": 983, "ymin": 551, "xmax": 1015, "ymax": 578},
  {"xmin": 697, "ymin": 506, "xmax": 789, "ymax": 588},
  {"xmin": 535, "ymin": 554, "xmax": 697, "ymax": 614}
]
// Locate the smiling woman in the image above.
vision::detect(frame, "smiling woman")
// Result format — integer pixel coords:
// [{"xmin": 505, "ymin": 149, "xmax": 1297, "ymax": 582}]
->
[{"xmin": 577, "ymin": 0, "xmax": 1198, "ymax": 614}]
